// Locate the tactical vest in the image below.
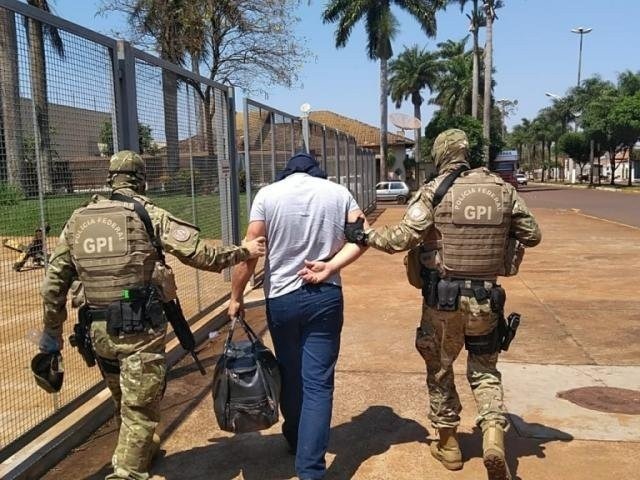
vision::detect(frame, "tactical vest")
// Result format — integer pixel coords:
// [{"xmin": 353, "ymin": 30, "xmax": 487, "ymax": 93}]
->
[
  {"xmin": 433, "ymin": 168, "xmax": 512, "ymax": 279},
  {"xmin": 66, "ymin": 197, "xmax": 158, "ymax": 307}
]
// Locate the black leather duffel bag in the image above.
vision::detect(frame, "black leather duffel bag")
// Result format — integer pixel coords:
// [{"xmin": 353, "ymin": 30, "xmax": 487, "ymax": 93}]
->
[{"xmin": 212, "ymin": 315, "xmax": 281, "ymax": 433}]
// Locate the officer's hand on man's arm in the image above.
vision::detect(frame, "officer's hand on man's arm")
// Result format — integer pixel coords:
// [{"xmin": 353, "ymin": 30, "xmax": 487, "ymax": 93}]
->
[{"xmin": 243, "ymin": 236, "xmax": 266, "ymax": 259}]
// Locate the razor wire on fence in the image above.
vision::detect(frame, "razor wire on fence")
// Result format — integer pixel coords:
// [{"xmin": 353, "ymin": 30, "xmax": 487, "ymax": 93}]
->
[{"xmin": 0, "ymin": 0, "xmax": 237, "ymax": 458}]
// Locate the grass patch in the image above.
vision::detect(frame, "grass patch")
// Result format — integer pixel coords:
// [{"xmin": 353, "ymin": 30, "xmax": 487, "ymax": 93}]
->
[{"xmin": 0, "ymin": 192, "xmax": 249, "ymax": 238}]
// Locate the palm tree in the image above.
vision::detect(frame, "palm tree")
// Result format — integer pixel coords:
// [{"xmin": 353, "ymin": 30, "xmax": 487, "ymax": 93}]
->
[
  {"xmin": 482, "ymin": 0, "xmax": 502, "ymax": 164},
  {"xmin": 450, "ymin": 1, "xmax": 484, "ymax": 119},
  {"xmin": 127, "ymin": 0, "xmax": 200, "ymax": 172},
  {"xmin": 431, "ymin": 50, "xmax": 473, "ymax": 116},
  {"xmin": 430, "ymin": 37, "xmax": 486, "ymax": 116},
  {"xmin": 0, "ymin": 8, "xmax": 23, "ymax": 185},
  {"xmin": 322, "ymin": 0, "xmax": 445, "ymax": 181},
  {"xmin": 388, "ymin": 45, "xmax": 440, "ymax": 179},
  {"xmin": 26, "ymin": 0, "xmax": 65, "ymax": 192}
]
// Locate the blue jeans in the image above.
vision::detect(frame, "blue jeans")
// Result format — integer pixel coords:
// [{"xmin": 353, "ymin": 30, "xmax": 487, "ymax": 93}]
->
[{"xmin": 266, "ymin": 283, "xmax": 344, "ymax": 480}]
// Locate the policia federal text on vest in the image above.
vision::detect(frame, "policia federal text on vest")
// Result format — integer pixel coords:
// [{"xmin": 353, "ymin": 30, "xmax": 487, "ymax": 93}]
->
[
  {"xmin": 69, "ymin": 193, "xmax": 206, "ymax": 375},
  {"xmin": 417, "ymin": 167, "xmax": 521, "ymax": 355}
]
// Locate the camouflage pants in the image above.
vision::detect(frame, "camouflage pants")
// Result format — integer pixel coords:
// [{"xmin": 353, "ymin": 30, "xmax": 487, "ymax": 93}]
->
[
  {"xmin": 90, "ymin": 320, "xmax": 167, "ymax": 480},
  {"xmin": 415, "ymin": 294, "xmax": 507, "ymax": 430}
]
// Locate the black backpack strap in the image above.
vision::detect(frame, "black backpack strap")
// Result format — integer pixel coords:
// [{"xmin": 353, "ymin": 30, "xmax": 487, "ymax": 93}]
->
[
  {"xmin": 111, "ymin": 192, "xmax": 165, "ymax": 262},
  {"xmin": 432, "ymin": 166, "xmax": 468, "ymax": 208}
]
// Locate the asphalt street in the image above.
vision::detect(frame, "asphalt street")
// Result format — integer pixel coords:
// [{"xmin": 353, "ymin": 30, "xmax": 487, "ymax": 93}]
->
[{"xmin": 518, "ymin": 183, "xmax": 640, "ymax": 228}]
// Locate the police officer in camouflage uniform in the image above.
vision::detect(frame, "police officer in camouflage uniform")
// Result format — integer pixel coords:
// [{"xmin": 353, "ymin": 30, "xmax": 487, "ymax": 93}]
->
[
  {"xmin": 39, "ymin": 151, "xmax": 266, "ymax": 480},
  {"xmin": 345, "ymin": 129, "xmax": 541, "ymax": 480}
]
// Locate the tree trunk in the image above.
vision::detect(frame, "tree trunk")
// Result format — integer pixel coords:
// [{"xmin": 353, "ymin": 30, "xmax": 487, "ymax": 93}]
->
[
  {"xmin": 379, "ymin": 57, "xmax": 388, "ymax": 181},
  {"xmin": 27, "ymin": 16, "xmax": 53, "ymax": 193},
  {"xmin": 191, "ymin": 53, "xmax": 205, "ymax": 152},
  {"xmin": 413, "ymin": 96, "xmax": 421, "ymax": 184},
  {"xmin": 609, "ymin": 148, "xmax": 616, "ymax": 185},
  {"xmin": 162, "ymin": 68, "xmax": 180, "ymax": 173},
  {"xmin": 482, "ymin": 1, "xmax": 493, "ymax": 165},
  {"xmin": 471, "ymin": 0, "xmax": 480, "ymax": 120},
  {"xmin": 0, "ymin": 9, "xmax": 23, "ymax": 185}
]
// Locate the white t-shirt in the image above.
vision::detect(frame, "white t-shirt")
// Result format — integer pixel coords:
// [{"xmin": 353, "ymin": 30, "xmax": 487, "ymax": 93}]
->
[{"xmin": 250, "ymin": 173, "xmax": 360, "ymax": 298}]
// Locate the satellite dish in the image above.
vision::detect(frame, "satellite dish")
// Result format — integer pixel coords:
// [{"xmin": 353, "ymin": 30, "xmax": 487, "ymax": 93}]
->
[{"xmin": 390, "ymin": 112, "xmax": 422, "ymax": 131}]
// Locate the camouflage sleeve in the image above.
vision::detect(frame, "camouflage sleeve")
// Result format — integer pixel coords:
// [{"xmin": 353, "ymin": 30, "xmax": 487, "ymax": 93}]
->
[
  {"xmin": 40, "ymin": 230, "xmax": 77, "ymax": 334},
  {"xmin": 367, "ymin": 188, "xmax": 434, "ymax": 253},
  {"xmin": 510, "ymin": 188, "xmax": 542, "ymax": 247},
  {"xmin": 149, "ymin": 204, "xmax": 251, "ymax": 272}
]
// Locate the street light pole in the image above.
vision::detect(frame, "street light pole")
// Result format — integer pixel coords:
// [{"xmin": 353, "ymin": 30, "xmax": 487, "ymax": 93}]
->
[
  {"xmin": 571, "ymin": 27, "xmax": 592, "ymax": 87},
  {"xmin": 300, "ymin": 103, "xmax": 311, "ymax": 154}
]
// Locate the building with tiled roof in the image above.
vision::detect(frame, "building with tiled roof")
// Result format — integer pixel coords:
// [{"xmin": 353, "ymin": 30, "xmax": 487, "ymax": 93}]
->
[
  {"xmin": 309, "ymin": 110, "xmax": 413, "ymax": 150},
  {"xmin": 309, "ymin": 110, "xmax": 413, "ymax": 180}
]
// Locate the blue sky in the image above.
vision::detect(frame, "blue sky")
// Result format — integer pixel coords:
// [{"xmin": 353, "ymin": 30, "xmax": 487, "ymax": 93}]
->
[{"xmin": 50, "ymin": 0, "xmax": 639, "ymax": 133}]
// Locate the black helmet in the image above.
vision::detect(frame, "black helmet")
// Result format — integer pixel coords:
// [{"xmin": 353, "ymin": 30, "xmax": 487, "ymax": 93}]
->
[{"xmin": 31, "ymin": 352, "xmax": 64, "ymax": 393}]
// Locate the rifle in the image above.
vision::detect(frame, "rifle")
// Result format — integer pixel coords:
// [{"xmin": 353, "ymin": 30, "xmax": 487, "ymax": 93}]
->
[{"xmin": 163, "ymin": 298, "xmax": 206, "ymax": 375}]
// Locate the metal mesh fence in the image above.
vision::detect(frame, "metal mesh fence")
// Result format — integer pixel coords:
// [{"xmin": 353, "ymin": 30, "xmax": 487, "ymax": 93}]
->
[
  {"xmin": 0, "ymin": 0, "xmax": 236, "ymax": 456},
  {"xmin": 0, "ymin": 1, "xmax": 116, "ymax": 452}
]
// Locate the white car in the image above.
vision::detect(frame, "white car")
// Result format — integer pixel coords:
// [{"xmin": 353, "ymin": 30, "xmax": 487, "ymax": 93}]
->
[
  {"xmin": 376, "ymin": 181, "xmax": 410, "ymax": 204},
  {"xmin": 515, "ymin": 173, "xmax": 528, "ymax": 186}
]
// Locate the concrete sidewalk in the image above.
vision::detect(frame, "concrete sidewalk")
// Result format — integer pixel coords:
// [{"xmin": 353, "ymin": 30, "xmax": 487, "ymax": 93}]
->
[{"xmin": 44, "ymin": 205, "xmax": 640, "ymax": 480}]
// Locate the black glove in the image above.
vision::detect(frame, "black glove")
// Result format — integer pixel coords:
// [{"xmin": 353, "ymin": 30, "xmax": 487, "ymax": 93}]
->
[{"xmin": 345, "ymin": 217, "xmax": 368, "ymax": 246}]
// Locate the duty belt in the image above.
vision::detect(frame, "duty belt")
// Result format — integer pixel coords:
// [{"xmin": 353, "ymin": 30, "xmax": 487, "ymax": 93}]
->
[
  {"xmin": 448, "ymin": 279, "xmax": 496, "ymax": 300},
  {"xmin": 86, "ymin": 308, "xmax": 108, "ymax": 321}
]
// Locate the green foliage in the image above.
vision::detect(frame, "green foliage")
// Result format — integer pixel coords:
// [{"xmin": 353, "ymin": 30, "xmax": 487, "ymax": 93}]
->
[
  {"xmin": 558, "ymin": 132, "xmax": 589, "ymax": 163},
  {"xmin": 323, "ymin": 0, "xmax": 441, "ymax": 61},
  {"xmin": 99, "ymin": 121, "xmax": 154, "ymax": 155},
  {"xmin": 0, "ymin": 182, "xmax": 23, "ymax": 206},
  {"xmin": 389, "ymin": 45, "xmax": 440, "ymax": 109},
  {"xmin": 422, "ymin": 112, "xmax": 486, "ymax": 168},
  {"xmin": 385, "ymin": 152, "xmax": 397, "ymax": 169},
  {"xmin": 161, "ymin": 168, "xmax": 204, "ymax": 194}
]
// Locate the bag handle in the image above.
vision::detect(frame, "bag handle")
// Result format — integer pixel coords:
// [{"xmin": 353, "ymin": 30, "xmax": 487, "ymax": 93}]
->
[{"xmin": 224, "ymin": 314, "xmax": 261, "ymax": 350}]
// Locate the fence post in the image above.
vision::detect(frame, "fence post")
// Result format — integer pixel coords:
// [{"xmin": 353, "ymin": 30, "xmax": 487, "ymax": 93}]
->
[
  {"xmin": 226, "ymin": 87, "xmax": 241, "ymax": 245},
  {"xmin": 114, "ymin": 40, "xmax": 139, "ymax": 152},
  {"xmin": 243, "ymin": 98, "xmax": 252, "ymax": 224},
  {"xmin": 321, "ymin": 126, "xmax": 327, "ymax": 171},
  {"xmin": 270, "ymin": 112, "xmax": 276, "ymax": 182}
]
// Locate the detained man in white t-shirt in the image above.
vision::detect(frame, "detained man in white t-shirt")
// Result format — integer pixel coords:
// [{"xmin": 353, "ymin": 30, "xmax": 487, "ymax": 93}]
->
[{"xmin": 229, "ymin": 152, "xmax": 369, "ymax": 480}]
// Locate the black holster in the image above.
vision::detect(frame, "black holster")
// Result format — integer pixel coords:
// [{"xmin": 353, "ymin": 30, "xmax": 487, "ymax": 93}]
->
[
  {"xmin": 106, "ymin": 285, "xmax": 164, "ymax": 335},
  {"xmin": 465, "ymin": 285, "xmax": 508, "ymax": 355},
  {"xmin": 69, "ymin": 306, "xmax": 96, "ymax": 367}
]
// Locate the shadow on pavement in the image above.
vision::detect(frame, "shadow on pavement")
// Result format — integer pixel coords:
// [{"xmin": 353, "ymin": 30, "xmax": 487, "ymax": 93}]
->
[
  {"xmin": 518, "ymin": 187, "xmax": 568, "ymax": 193},
  {"xmin": 152, "ymin": 405, "xmax": 427, "ymax": 480},
  {"xmin": 453, "ymin": 414, "xmax": 573, "ymax": 480},
  {"xmin": 326, "ymin": 405, "xmax": 429, "ymax": 478}
]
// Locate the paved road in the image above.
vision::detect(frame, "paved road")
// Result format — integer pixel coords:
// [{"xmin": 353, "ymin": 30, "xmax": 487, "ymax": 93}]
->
[{"xmin": 518, "ymin": 183, "xmax": 640, "ymax": 227}]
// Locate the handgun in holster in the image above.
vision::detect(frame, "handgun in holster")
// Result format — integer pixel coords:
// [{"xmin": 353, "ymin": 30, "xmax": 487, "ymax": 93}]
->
[
  {"xmin": 421, "ymin": 268, "xmax": 440, "ymax": 308},
  {"xmin": 69, "ymin": 306, "xmax": 96, "ymax": 367},
  {"xmin": 500, "ymin": 312, "xmax": 521, "ymax": 351}
]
